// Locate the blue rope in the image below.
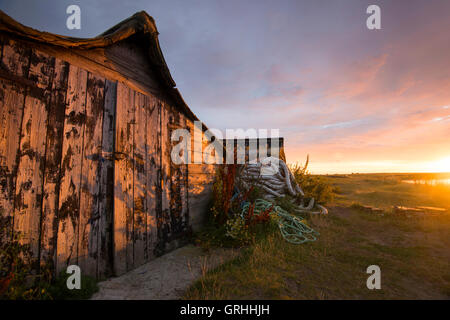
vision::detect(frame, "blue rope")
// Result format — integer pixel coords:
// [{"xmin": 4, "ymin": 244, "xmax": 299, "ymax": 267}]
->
[{"xmin": 240, "ymin": 199, "xmax": 319, "ymax": 244}]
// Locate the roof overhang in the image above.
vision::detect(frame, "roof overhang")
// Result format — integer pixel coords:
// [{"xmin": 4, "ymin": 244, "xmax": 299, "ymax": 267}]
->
[{"xmin": 0, "ymin": 10, "xmax": 200, "ymax": 122}]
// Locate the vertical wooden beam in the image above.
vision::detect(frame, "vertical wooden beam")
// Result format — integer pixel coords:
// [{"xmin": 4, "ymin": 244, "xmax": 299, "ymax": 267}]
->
[
  {"xmin": 97, "ymin": 79, "xmax": 116, "ymax": 279},
  {"xmin": 180, "ymin": 114, "xmax": 189, "ymax": 230},
  {"xmin": 133, "ymin": 92, "xmax": 147, "ymax": 266},
  {"xmin": 56, "ymin": 64, "xmax": 88, "ymax": 274},
  {"xmin": 114, "ymin": 82, "xmax": 134, "ymax": 275},
  {"xmin": 168, "ymin": 108, "xmax": 184, "ymax": 236},
  {"xmin": 40, "ymin": 58, "xmax": 69, "ymax": 269},
  {"xmin": 186, "ymin": 119, "xmax": 195, "ymax": 169},
  {"xmin": 78, "ymin": 73, "xmax": 105, "ymax": 277},
  {"xmin": 156, "ymin": 102, "xmax": 171, "ymax": 255},
  {"xmin": 0, "ymin": 39, "xmax": 29, "ymax": 238},
  {"xmin": 145, "ymin": 95, "xmax": 160, "ymax": 260},
  {"xmin": 14, "ymin": 49, "xmax": 54, "ymax": 259}
]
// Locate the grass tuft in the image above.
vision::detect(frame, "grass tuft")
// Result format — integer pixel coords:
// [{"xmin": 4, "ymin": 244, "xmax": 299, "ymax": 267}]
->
[{"xmin": 184, "ymin": 173, "xmax": 450, "ymax": 300}]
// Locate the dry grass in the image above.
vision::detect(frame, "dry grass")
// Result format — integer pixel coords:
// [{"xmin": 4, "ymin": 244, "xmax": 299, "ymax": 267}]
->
[
  {"xmin": 183, "ymin": 173, "xmax": 450, "ymax": 300},
  {"xmin": 328, "ymin": 173, "xmax": 450, "ymax": 210}
]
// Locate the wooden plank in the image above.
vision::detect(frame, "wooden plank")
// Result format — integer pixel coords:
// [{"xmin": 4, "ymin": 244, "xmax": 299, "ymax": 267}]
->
[
  {"xmin": 78, "ymin": 73, "xmax": 105, "ymax": 277},
  {"xmin": 145, "ymin": 95, "xmax": 160, "ymax": 260},
  {"xmin": 13, "ymin": 49, "xmax": 54, "ymax": 259},
  {"xmin": 56, "ymin": 64, "xmax": 88, "ymax": 274},
  {"xmin": 28, "ymin": 49, "xmax": 54, "ymax": 90},
  {"xmin": 1, "ymin": 38, "xmax": 30, "ymax": 78},
  {"xmin": 97, "ymin": 79, "xmax": 116, "ymax": 279},
  {"xmin": 173, "ymin": 113, "xmax": 188, "ymax": 232},
  {"xmin": 155, "ymin": 102, "xmax": 190, "ymax": 252},
  {"xmin": 188, "ymin": 164, "xmax": 216, "ymax": 175},
  {"xmin": 188, "ymin": 116, "xmax": 216, "ymax": 234},
  {"xmin": 0, "ymin": 39, "xmax": 29, "ymax": 239},
  {"xmin": 156, "ymin": 101, "xmax": 171, "ymax": 255},
  {"xmin": 188, "ymin": 166, "xmax": 214, "ymax": 233},
  {"xmin": 0, "ymin": 81, "xmax": 21, "ymax": 230},
  {"xmin": 105, "ymin": 41, "xmax": 161, "ymax": 94},
  {"xmin": 189, "ymin": 192, "xmax": 213, "ymax": 232},
  {"xmin": 180, "ymin": 115, "xmax": 189, "ymax": 229},
  {"xmin": 15, "ymin": 38, "xmax": 164, "ymax": 105},
  {"xmin": 186, "ymin": 119, "xmax": 195, "ymax": 165},
  {"xmin": 13, "ymin": 97, "xmax": 47, "ymax": 258},
  {"xmin": 114, "ymin": 81, "xmax": 134, "ymax": 275},
  {"xmin": 133, "ymin": 92, "xmax": 147, "ymax": 267},
  {"xmin": 188, "ymin": 173, "xmax": 215, "ymax": 201},
  {"xmin": 40, "ymin": 58, "xmax": 69, "ymax": 268}
]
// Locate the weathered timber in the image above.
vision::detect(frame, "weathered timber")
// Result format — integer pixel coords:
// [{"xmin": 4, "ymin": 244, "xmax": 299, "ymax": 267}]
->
[
  {"xmin": 145, "ymin": 94, "xmax": 160, "ymax": 260},
  {"xmin": 0, "ymin": 10, "xmax": 218, "ymax": 279},
  {"xmin": 156, "ymin": 102, "xmax": 171, "ymax": 255},
  {"xmin": 180, "ymin": 114, "xmax": 190, "ymax": 236},
  {"xmin": 0, "ymin": 39, "xmax": 29, "ymax": 238},
  {"xmin": 39, "ymin": 58, "xmax": 69, "ymax": 268},
  {"xmin": 114, "ymin": 81, "xmax": 135, "ymax": 275},
  {"xmin": 13, "ymin": 48, "xmax": 53, "ymax": 259},
  {"xmin": 0, "ymin": 10, "xmax": 199, "ymax": 122},
  {"xmin": 78, "ymin": 73, "xmax": 105, "ymax": 276},
  {"xmin": 168, "ymin": 107, "xmax": 186, "ymax": 237},
  {"xmin": 97, "ymin": 79, "xmax": 116, "ymax": 279},
  {"xmin": 133, "ymin": 91, "xmax": 147, "ymax": 267},
  {"xmin": 56, "ymin": 64, "xmax": 88, "ymax": 273}
]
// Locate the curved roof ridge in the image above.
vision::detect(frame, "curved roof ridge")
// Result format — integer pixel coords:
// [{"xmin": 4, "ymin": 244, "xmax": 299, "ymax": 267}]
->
[
  {"xmin": 0, "ymin": 10, "xmax": 200, "ymax": 121},
  {"xmin": 0, "ymin": 10, "xmax": 156, "ymax": 49}
]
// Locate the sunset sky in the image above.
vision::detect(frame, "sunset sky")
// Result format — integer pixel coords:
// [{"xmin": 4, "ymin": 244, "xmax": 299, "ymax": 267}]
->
[{"xmin": 2, "ymin": 0, "xmax": 449, "ymax": 173}]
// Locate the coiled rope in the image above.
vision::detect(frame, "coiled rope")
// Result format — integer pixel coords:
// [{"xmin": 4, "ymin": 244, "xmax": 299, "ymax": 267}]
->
[
  {"xmin": 238, "ymin": 157, "xmax": 328, "ymax": 215},
  {"xmin": 240, "ymin": 199, "xmax": 319, "ymax": 244},
  {"xmin": 233, "ymin": 157, "xmax": 328, "ymax": 243}
]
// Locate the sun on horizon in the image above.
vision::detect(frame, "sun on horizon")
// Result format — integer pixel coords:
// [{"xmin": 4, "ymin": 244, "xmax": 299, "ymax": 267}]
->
[{"xmin": 428, "ymin": 156, "xmax": 450, "ymax": 173}]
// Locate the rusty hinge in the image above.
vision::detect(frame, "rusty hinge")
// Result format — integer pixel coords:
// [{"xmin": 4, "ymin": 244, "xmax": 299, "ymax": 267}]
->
[{"xmin": 102, "ymin": 151, "xmax": 127, "ymax": 161}]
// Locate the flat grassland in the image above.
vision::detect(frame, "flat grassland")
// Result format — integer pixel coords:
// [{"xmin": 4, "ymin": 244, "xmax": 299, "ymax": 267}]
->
[
  {"xmin": 184, "ymin": 173, "xmax": 450, "ymax": 299},
  {"xmin": 330, "ymin": 172, "xmax": 450, "ymax": 210}
]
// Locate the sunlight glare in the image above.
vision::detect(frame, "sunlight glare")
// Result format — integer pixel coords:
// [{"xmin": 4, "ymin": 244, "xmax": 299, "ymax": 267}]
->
[{"xmin": 431, "ymin": 156, "xmax": 450, "ymax": 172}]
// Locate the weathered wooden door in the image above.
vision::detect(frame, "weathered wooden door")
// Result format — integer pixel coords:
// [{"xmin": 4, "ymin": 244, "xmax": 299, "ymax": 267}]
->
[
  {"xmin": 113, "ymin": 82, "xmax": 160, "ymax": 275},
  {"xmin": 1, "ymin": 36, "xmax": 192, "ymax": 279},
  {"xmin": 0, "ymin": 37, "xmax": 116, "ymax": 279},
  {"xmin": 157, "ymin": 103, "xmax": 190, "ymax": 255}
]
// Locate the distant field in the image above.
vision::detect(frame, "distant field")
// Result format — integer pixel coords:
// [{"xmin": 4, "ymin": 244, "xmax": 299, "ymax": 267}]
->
[
  {"xmin": 326, "ymin": 172, "xmax": 450, "ymax": 210},
  {"xmin": 184, "ymin": 172, "xmax": 450, "ymax": 300}
]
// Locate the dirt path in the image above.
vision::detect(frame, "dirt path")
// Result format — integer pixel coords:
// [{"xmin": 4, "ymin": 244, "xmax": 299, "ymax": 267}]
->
[{"xmin": 91, "ymin": 245, "xmax": 239, "ymax": 300}]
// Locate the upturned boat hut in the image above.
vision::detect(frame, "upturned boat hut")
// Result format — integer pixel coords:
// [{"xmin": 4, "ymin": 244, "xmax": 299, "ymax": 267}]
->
[{"xmin": 0, "ymin": 11, "xmax": 215, "ymax": 279}]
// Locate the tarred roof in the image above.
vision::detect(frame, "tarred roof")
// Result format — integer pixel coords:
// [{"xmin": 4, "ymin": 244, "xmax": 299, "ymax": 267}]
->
[{"xmin": 0, "ymin": 10, "xmax": 199, "ymax": 121}]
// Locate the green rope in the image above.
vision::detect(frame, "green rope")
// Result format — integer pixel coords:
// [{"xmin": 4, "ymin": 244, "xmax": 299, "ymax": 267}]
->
[{"xmin": 240, "ymin": 199, "xmax": 319, "ymax": 244}]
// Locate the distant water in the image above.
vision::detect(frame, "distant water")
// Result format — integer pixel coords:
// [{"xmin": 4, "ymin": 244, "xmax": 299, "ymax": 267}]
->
[{"xmin": 402, "ymin": 179, "xmax": 450, "ymax": 186}]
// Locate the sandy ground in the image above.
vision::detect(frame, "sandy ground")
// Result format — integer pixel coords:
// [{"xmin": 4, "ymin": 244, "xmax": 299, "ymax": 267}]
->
[{"xmin": 91, "ymin": 245, "xmax": 239, "ymax": 300}]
